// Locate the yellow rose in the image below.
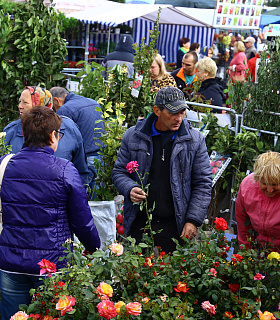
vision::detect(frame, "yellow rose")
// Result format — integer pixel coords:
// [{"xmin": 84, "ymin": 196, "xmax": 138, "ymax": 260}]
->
[
  {"xmin": 258, "ymin": 310, "xmax": 276, "ymax": 320},
  {"xmin": 267, "ymin": 252, "xmax": 280, "ymax": 261},
  {"xmin": 97, "ymin": 281, "xmax": 113, "ymax": 298},
  {"xmin": 115, "ymin": 301, "xmax": 126, "ymax": 314}
]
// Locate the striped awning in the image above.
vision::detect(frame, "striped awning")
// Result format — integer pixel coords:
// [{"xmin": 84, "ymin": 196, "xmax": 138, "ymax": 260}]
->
[{"xmin": 66, "ymin": 2, "xmax": 212, "ymax": 27}]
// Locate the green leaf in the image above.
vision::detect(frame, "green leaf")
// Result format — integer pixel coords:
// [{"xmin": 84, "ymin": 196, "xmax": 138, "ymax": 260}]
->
[{"xmin": 52, "ymin": 73, "xmax": 65, "ymax": 81}]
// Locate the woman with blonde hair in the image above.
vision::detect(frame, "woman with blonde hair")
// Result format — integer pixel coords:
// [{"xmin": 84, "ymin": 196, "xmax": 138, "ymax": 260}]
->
[
  {"xmin": 195, "ymin": 57, "xmax": 225, "ymax": 109},
  {"xmin": 150, "ymin": 53, "xmax": 177, "ymax": 93},
  {"xmin": 236, "ymin": 151, "xmax": 280, "ymax": 252},
  {"xmin": 227, "ymin": 40, "xmax": 247, "ymax": 83}
]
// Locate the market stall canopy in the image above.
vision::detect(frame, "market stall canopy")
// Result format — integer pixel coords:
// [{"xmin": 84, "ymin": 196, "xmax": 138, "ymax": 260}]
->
[
  {"xmin": 176, "ymin": 7, "xmax": 214, "ymax": 26},
  {"xmin": 260, "ymin": 15, "xmax": 280, "ymax": 28},
  {"xmin": 65, "ymin": 2, "xmax": 212, "ymax": 27},
  {"xmin": 154, "ymin": 0, "xmax": 216, "ymax": 9},
  {"xmin": 263, "ymin": 6, "xmax": 280, "ymax": 15}
]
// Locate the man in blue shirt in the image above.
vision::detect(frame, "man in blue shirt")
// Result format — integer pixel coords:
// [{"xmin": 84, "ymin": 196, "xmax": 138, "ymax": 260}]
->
[{"xmin": 50, "ymin": 87, "xmax": 104, "ymax": 192}]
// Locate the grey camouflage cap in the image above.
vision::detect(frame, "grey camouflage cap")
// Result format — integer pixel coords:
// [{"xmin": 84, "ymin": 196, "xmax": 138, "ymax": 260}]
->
[{"xmin": 154, "ymin": 86, "xmax": 189, "ymax": 113}]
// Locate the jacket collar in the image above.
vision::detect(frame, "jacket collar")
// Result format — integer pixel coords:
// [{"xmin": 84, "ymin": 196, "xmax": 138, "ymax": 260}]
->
[
  {"xmin": 137, "ymin": 112, "xmax": 191, "ymax": 140},
  {"xmin": 21, "ymin": 146, "xmax": 54, "ymax": 155},
  {"xmin": 64, "ymin": 92, "xmax": 75, "ymax": 104}
]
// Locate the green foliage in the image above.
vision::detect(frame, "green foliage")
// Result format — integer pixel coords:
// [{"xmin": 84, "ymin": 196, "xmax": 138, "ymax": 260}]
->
[
  {"xmin": 91, "ymin": 99, "xmax": 127, "ymax": 201},
  {"xmin": 0, "ymin": 133, "xmax": 12, "ymax": 157},
  {"xmin": 225, "ymin": 65, "xmax": 251, "ymax": 115},
  {"xmin": 22, "ymin": 225, "xmax": 280, "ymax": 319},
  {"xmin": 0, "ymin": 0, "xmax": 67, "ymax": 125},
  {"xmin": 245, "ymin": 37, "xmax": 280, "ymax": 132},
  {"xmin": 77, "ymin": 9, "xmax": 161, "ymax": 127}
]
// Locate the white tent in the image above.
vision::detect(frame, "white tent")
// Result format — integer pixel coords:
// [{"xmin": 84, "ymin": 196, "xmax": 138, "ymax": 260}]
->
[{"xmin": 66, "ymin": 2, "xmax": 215, "ymax": 63}]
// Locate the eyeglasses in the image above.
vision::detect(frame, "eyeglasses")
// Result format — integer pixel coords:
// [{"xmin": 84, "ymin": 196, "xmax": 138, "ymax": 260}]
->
[{"xmin": 54, "ymin": 130, "xmax": 64, "ymax": 140}]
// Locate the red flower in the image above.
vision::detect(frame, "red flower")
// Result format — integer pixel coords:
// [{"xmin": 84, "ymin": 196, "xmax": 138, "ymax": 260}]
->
[
  {"xmin": 231, "ymin": 254, "xmax": 243, "ymax": 263},
  {"xmin": 38, "ymin": 259, "xmax": 56, "ymax": 276},
  {"xmin": 228, "ymin": 283, "xmax": 240, "ymax": 293},
  {"xmin": 174, "ymin": 282, "xmax": 189, "ymax": 293},
  {"xmin": 126, "ymin": 161, "xmax": 139, "ymax": 173},
  {"xmin": 225, "ymin": 311, "xmax": 234, "ymax": 318},
  {"xmin": 214, "ymin": 217, "xmax": 228, "ymax": 231},
  {"xmin": 97, "ymin": 300, "xmax": 117, "ymax": 319},
  {"xmin": 214, "ymin": 262, "xmax": 220, "ymax": 267}
]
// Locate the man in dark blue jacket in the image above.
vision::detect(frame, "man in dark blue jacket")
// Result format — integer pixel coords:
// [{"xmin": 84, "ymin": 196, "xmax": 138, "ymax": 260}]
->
[
  {"xmin": 101, "ymin": 34, "xmax": 134, "ymax": 79},
  {"xmin": 50, "ymin": 87, "xmax": 104, "ymax": 191},
  {"xmin": 112, "ymin": 87, "xmax": 212, "ymax": 252}
]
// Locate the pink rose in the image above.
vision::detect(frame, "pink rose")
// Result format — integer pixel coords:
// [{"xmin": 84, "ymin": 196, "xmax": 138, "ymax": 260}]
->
[
  {"xmin": 10, "ymin": 311, "xmax": 29, "ymax": 320},
  {"xmin": 37, "ymin": 259, "xmax": 56, "ymax": 276},
  {"xmin": 201, "ymin": 301, "xmax": 216, "ymax": 316},
  {"xmin": 254, "ymin": 273, "xmax": 265, "ymax": 280},
  {"xmin": 210, "ymin": 161, "xmax": 215, "ymax": 167},
  {"xmin": 110, "ymin": 243, "xmax": 124, "ymax": 256},
  {"xmin": 210, "ymin": 268, "xmax": 217, "ymax": 277},
  {"xmin": 215, "ymin": 160, "xmax": 222, "ymax": 167},
  {"xmin": 126, "ymin": 161, "xmax": 139, "ymax": 173},
  {"xmin": 97, "ymin": 300, "xmax": 117, "ymax": 319},
  {"xmin": 212, "ymin": 167, "xmax": 219, "ymax": 174}
]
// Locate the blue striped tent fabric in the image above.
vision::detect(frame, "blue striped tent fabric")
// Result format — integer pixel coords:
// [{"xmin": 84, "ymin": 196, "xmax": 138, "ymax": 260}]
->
[{"xmin": 88, "ymin": 18, "xmax": 214, "ymax": 63}]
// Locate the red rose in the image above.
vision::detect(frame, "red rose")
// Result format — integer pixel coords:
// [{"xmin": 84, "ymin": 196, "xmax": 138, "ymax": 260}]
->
[
  {"xmin": 214, "ymin": 217, "xmax": 228, "ymax": 231},
  {"xmin": 228, "ymin": 283, "xmax": 239, "ymax": 293}
]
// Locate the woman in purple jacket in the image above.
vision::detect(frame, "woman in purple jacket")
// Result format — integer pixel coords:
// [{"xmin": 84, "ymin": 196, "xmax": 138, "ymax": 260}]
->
[{"xmin": 0, "ymin": 105, "xmax": 100, "ymax": 320}]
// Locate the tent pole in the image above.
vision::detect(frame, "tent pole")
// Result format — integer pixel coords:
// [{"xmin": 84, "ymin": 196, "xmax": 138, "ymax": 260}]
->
[
  {"xmin": 85, "ymin": 23, "xmax": 89, "ymax": 63},
  {"xmin": 107, "ymin": 27, "xmax": 111, "ymax": 54}
]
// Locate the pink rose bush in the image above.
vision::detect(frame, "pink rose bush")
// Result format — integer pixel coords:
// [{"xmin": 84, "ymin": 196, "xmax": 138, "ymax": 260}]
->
[
  {"xmin": 97, "ymin": 300, "xmax": 117, "ymax": 319},
  {"xmin": 201, "ymin": 301, "xmax": 216, "ymax": 316},
  {"xmin": 38, "ymin": 259, "xmax": 56, "ymax": 276}
]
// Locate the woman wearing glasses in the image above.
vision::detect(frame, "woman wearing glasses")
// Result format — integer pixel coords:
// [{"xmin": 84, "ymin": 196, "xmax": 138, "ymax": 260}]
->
[
  {"xmin": 4, "ymin": 86, "xmax": 89, "ymax": 186},
  {"xmin": 0, "ymin": 106, "xmax": 100, "ymax": 320}
]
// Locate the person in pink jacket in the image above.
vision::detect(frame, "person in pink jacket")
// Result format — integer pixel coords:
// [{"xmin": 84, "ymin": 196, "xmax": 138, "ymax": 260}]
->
[
  {"xmin": 236, "ymin": 151, "xmax": 280, "ymax": 252},
  {"xmin": 227, "ymin": 41, "xmax": 247, "ymax": 83}
]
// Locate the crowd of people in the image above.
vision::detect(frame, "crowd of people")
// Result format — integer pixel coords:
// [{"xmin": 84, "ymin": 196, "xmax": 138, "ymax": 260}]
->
[{"xmin": 0, "ymin": 31, "xmax": 274, "ymax": 319}]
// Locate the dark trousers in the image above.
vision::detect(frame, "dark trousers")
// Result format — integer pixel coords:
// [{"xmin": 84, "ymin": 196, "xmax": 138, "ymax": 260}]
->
[{"xmin": 129, "ymin": 214, "xmax": 184, "ymax": 253}]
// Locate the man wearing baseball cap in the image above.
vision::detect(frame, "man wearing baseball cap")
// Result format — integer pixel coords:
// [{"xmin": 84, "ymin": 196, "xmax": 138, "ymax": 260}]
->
[
  {"xmin": 244, "ymin": 36, "xmax": 256, "ymax": 61},
  {"xmin": 112, "ymin": 86, "xmax": 212, "ymax": 252}
]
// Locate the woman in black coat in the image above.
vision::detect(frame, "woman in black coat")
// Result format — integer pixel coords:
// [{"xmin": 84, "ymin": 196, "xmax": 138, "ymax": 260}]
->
[{"xmin": 195, "ymin": 57, "xmax": 225, "ymax": 112}]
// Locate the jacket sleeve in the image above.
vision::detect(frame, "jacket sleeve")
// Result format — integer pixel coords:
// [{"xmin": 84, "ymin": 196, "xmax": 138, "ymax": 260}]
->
[
  {"xmin": 69, "ymin": 123, "xmax": 89, "ymax": 186},
  {"xmin": 112, "ymin": 129, "xmax": 140, "ymax": 200},
  {"xmin": 235, "ymin": 180, "xmax": 252, "ymax": 249},
  {"xmin": 186, "ymin": 135, "xmax": 212, "ymax": 226},
  {"xmin": 64, "ymin": 162, "xmax": 100, "ymax": 251}
]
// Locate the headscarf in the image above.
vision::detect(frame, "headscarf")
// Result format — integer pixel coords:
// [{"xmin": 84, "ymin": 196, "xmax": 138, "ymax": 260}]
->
[{"xmin": 25, "ymin": 86, "xmax": 53, "ymax": 109}]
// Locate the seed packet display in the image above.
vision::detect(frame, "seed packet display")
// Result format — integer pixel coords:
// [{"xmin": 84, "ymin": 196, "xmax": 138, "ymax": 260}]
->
[
  {"xmin": 131, "ymin": 74, "xmax": 143, "ymax": 98},
  {"xmin": 216, "ymin": 17, "xmax": 221, "ymax": 25},
  {"xmin": 224, "ymin": 5, "xmax": 228, "ymax": 14},
  {"xmin": 222, "ymin": 17, "xmax": 227, "ymax": 25},
  {"xmin": 209, "ymin": 151, "xmax": 232, "ymax": 187},
  {"xmin": 218, "ymin": 5, "xmax": 223, "ymax": 13}
]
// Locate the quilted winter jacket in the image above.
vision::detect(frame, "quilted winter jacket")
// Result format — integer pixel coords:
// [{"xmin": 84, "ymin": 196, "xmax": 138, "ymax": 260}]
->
[
  {"xmin": 236, "ymin": 173, "xmax": 280, "ymax": 252},
  {"xmin": 112, "ymin": 113, "xmax": 212, "ymax": 235},
  {"xmin": 0, "ymin": 147, "xmax": 100, "ymax": 275}
]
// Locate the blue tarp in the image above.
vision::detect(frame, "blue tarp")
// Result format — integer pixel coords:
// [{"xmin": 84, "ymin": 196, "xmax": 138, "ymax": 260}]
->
[{"xmin": 260, "ymin": 15, "xmax": 280, "ymax": 28}]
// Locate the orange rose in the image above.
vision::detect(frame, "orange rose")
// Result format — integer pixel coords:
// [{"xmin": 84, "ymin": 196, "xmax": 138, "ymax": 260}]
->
[
  {"xmin": 115, "ymin": 301, "xmax": 126, "ymax": 314},
  {"xmin": 258, "ymin": 310, "xmax": 276, "ymax": 320},
  {"xmin": 174, "ymin": 282, "xmax": 189, "ymax": 293},
  {"xmin": 56, "ymin": 295, "xmax": 75, "ymax": 316},
  {"xmin": 126, "ymin": 302, "xmax": 142, "ymax": 316}
]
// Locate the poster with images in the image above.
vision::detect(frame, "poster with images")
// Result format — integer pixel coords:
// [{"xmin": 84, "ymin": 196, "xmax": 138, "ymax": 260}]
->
[
  {"xmin": 213, "ymin": 0, "xmax": 264, "ymax": 29},
  {"xmin": 209, "ymin": 151, "xmax": 232, "ymax": 187}
]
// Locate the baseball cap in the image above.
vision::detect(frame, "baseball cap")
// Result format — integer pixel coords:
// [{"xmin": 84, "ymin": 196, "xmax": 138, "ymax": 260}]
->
[
  {"xmin": 243, "ymin": 36, "xmax": 256, "ymax": 44},
  {"xmin": 154, "ymin": 86, "xmax": 189, "ymax": 113}
]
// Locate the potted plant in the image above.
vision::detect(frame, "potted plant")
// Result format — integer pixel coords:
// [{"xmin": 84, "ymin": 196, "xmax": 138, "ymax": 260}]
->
[{"xmin": 67, "ymin": 17, "xmax": 80, "ymax": 46}]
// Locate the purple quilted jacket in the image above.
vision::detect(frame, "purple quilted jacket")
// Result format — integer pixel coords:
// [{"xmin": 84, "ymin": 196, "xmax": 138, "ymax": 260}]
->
[{"xmin": 0, "ymin": 146, "xmax": 100, "ymax": 275}]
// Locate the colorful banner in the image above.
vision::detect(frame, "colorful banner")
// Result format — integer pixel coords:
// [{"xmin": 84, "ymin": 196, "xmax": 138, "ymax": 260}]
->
[{"xmin": 213, "ymin": 0, "xmax": 264, "ymax": 30}]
